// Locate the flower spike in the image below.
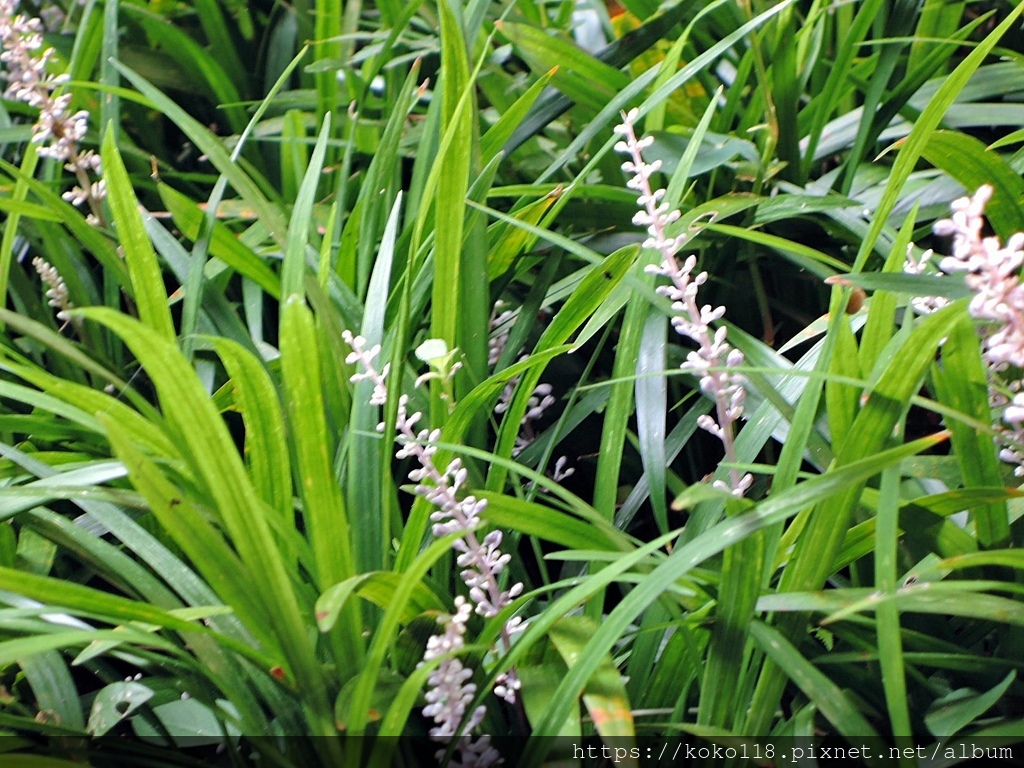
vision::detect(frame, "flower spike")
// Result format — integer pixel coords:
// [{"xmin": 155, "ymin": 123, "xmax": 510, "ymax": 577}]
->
[
  {"xmin": 343, "ymin": 331, "xmax": 522, "ymax": 765},
  {"xmin": 615, "ymin": 109, "xmax": 752, "ymax": 497}
]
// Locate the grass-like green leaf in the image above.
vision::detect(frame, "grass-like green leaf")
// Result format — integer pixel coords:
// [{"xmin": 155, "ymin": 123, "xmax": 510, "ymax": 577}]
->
[
  {"xmin": 111, "ymin": 61, "xmax": 290, "ymax": 248},
  {"xmin": 157, "ymin": 184, "xmax": 281, "ymax": 298},
  {"xmin": 514, "ymin": 431, "xmax": 947, "ymax": 762},
  {"xmin": 931, "ymin": 312, "xmax": 1009, "ymax": 548},
  {"xmin": 919, "ymin": 130, "xmax": 1024, "ymax": 239},
  {"xmin": 749, "ymin": 620, "xmax": 881, "ymax": 740},
  {"xmin": 281, "ymin": 114, "xmax": 331, "ymax": 300},
  {"xmin": 279, "ymin": 298, "xmax": 357, "ymax": 625},
  {"xmin": 101, "ymin": 129, "xmax": 175, "ymax": 342},
  {"xmin": 549, "ymin": 616, "xmax": 635, "ymax": 739},
  {"xmin": 79, "ymin": 307, "xmax": 335, "ymax": 735},
  {"xmin": 488, "ymin": 245, "xmax": 637, "ymax": 491},
  {"xmin": 315, "ymin": 572, "xmax": 444, "ymax": 632},
  {"xmin": 209, "ymin": 338, "xmax": 291, "ymax": 522},
  {"xmin": 925, "ymin": 670, "xmax": 1016, "ymax": 738}
]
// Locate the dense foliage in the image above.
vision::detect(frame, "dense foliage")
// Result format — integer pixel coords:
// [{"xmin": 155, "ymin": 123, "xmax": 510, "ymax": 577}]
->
[{"xmin": 0, "ymin": 0, "xmax": 1023, "ymax": 765}]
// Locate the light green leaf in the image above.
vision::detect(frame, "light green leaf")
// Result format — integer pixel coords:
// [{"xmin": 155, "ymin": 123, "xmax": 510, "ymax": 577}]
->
[
  {"xmin": 550, "ymin": 616, "xmax": 635, "ymax": 740},
  {"xmin": 101, "ymin": 129, "xmax": 175, "ymax": 342},
  {"xmin": 88, "ymin": 681, "xmax": 153, "ymax": 737},
  {"xmin": 925, "ymin": 671, "xmax": 1016, "ymax": 738}
]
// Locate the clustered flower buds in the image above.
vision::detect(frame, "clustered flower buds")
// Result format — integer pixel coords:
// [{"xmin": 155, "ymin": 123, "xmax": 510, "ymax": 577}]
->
[
  {"xmin": 343, "ymin": 331, "xmax": 523, "ymax": 765},
  {"xmin": 0, "ymin": 0, "xmax": 105, "ymax": 222},
  {"xmin": 421, "ymin": 597, "xmax": 501, "ymax": 766},
  {"xmin": 494, "ymin": 379, "xmax": 554, "ymax": 456},
  {"xmin": 31, "ymin": 256, "xmax": 71, "ymax": 323},
  {"xmin": 903, "ymin": 246, "xmax": 950, "ymax": 315},
  {"xmin": 488, "ymin": 301, "xmax": 573, "ymax": 478},
  {"xmin": 932, "ymin": 186, "xmax": 1024, "ymax": 371},
  {"xmin": 904, "ymin": 185, "xmax": 1024, "ymax": 476},
  {"xmin": 488, "ymin": 301, "xmax": 515, "ymax": 368},
  {"xmin": 614, "ymin": 108, "xmax": 752, "ymax": 497}
]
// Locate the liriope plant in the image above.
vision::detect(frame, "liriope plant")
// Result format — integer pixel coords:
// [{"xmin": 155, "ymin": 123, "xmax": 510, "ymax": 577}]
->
[
  {"xmin": 0, "ymin": 1, "xmax": 1022, "ymax": 766},
  {"xmin": 0, "ymin": 3, "xmax": 639, "ymax": 764}
]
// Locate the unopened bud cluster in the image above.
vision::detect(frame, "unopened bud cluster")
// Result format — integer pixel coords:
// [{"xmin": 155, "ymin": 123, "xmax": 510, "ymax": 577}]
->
[
  {"xmin": 614, "ymin": 108, "xmax": 751, "ymax": 497},
  {"xmin": 31, "ymin": 256, "xmax": 71, "ymax": 323},
  {"xmin": 421, "ymin": 597, "xmax": 501, "ymax": 766},
  {"xmin": 488, "ymin": 301, "xmax": 573, "ymax": 478}
]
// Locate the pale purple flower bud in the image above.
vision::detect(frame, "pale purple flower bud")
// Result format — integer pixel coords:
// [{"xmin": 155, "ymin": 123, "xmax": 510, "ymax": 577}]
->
[
  {"xmin": 1004, "ymin": 394, "xmax": 1024, "ymax": 427},
  {"xmin": 32, "ymin": 256, "xmax": 73, "ymax": 325}
]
